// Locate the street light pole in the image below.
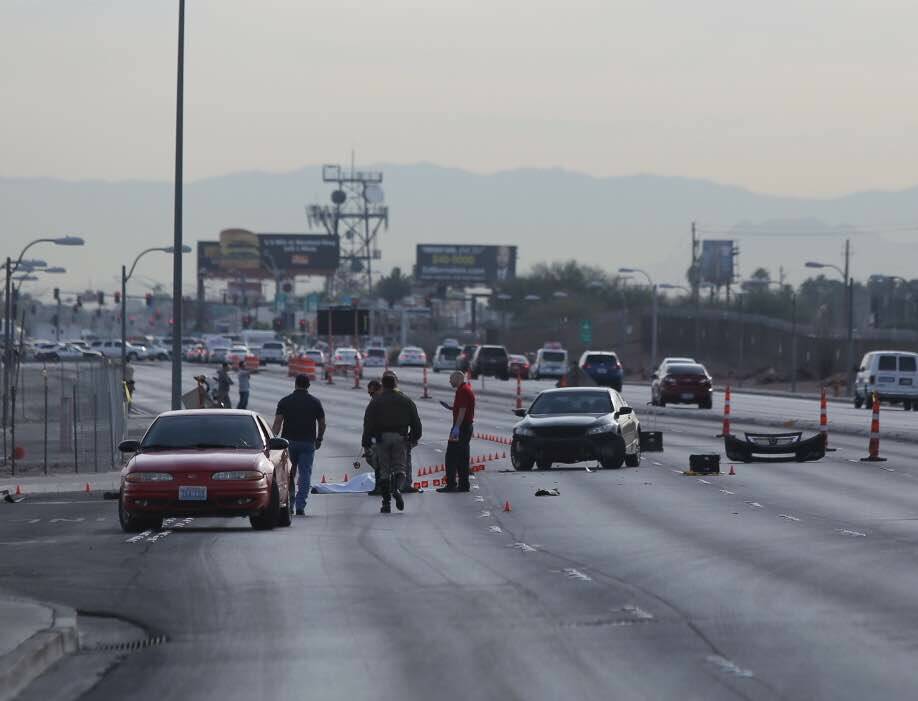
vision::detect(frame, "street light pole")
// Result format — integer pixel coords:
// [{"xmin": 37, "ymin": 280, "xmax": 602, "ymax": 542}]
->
[
  {"xmin": 619, "ymin": 267, "xmax": 657, "ymax": 372},
  {"xmin": 805, "ymin": 239, "xmax": 854, "ymax": 396},
  {"xmin": 171, "ymin": 0, "xmax": 186, "ymax": 410}
]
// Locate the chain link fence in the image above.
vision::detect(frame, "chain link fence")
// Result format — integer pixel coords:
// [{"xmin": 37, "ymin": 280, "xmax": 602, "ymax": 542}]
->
[{"xmin": 1, "ymin": 359, "xmax": 127, "ymax": 475}]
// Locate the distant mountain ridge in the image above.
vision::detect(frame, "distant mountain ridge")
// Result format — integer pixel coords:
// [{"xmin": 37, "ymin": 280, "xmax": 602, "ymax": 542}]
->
[{"xmin": 2, "ymin": 164, "xmax": 917, "ymax": 294}]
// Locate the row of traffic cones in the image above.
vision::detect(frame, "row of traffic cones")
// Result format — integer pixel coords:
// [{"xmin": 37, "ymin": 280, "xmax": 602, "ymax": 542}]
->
[{"xmin": 474, "ymin": 433, "xmax": 512, "ymax": 445}]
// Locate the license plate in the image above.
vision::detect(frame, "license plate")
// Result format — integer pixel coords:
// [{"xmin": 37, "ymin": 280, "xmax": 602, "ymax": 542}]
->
[
  {"xmin": 596, "ymin": 368, "xmax": 608, "ymax": 374},
  {"xmin": 879, "ymin": 376, "xmax": 895, "ymax": 384},
  {"xmin": 682, "ymin": 393, "xmax": 694, "ymax": 400},
  {"xmin": 901, "ymin": 378, "xmax": 913, "ymax": 386},
  {"xmin": 179, "ymin": 485, "xmax": 207, "ymax": 501}
]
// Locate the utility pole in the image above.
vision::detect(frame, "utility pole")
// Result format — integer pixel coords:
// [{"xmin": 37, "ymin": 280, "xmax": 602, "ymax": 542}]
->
[
  {"xmin": 844, "ymin": 238, "xmax": 854, "ymax": 397},
  {"xmin": 170, "ymin": 0, "xmax": 186, "ymax": 410},
  {"xmin": 691, "ymin": 221, "xmax": 700, "ymax": 357},
  {"xmin": 791, "ymin": 292, "xmax": 798, "ymax": 393}
]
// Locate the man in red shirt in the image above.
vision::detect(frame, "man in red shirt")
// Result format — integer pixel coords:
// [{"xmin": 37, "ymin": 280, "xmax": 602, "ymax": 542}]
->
[{"xmin": 438, "ymin": 370, "xmax": 475, "ymax": 492}]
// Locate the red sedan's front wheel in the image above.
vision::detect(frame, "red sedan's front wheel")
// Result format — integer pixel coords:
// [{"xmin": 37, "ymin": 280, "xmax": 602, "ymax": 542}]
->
[
  {"xmin": 250, "ymin": 481, "xmax": 280, "ymax": 531},
  {"xmin": 118, "ymin": 491, "xmax": 163, "ymax": 533}
]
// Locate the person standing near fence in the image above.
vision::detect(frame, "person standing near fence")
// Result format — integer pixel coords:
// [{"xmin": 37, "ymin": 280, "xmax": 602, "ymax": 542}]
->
[
  {"xmin": 273, "ymin": 373, "xmax": 326, "ymax": 516},
  {"xmin": 438, "ymin": 370, "xmax": 475, "ymax": 493},
  {"xmin": 236, "ymin": 361, "xmax": 251, "ymax": 409},
  {"xmin": 216, "ymin": 362, "xmax": 232, "ymax": 408}
]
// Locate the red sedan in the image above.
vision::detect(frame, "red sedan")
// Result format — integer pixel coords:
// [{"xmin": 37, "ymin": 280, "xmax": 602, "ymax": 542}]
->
[
  {"xmin": 508, "ymin": 354, "xmax": 531, "ymax": 379},
  {"xmin": 117, "ymin": 410, "xmax": 293, "ymax": 532},
  {"xmin": 651, "ymin": 363, "xmax": 713, "ymax": 409}
]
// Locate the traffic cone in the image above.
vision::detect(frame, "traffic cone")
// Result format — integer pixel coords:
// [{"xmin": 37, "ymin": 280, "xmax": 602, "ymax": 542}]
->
[
  {"xmin": 502, "ymin": 451, "xmax": 507, "ymax": 459},
  {"xmin": 515, "ymin": 373, "xmax": 524, "ymax": 410},
  {"xmin": 321, "ymin": 474, "xmax": 327, "ymax": 483},
  {"xmin": 503, "ymin": 500, "xmax": 512, "ymax": 512},
  {"xmin": 326, "ymin": 366, "xmax": 334, "ymax": 384},
  {"xmin": 819, "ymin": 387, "xmax": 836, "ymax": 451},
  {"xmin": 421, "ymin": 367, "xmax": 431, "ymax": 399},
  {"xmin": 728, "ymin": 465, "xmax": 735, "ymax": 476},
  {"xmin": 15, "ymin": 485, "xmax": 22, "ymax": 496},
  {"xmin": 344, "ymin": 473, "xmax": 349, "ymax": 483},
  {"xmin": 861, "ymin": 394, "xmax": 887, "ymax": 462},
  {"xmin": 84, "ymin": 483, "xmax": 91, "ymax": 493},
  {"xmin": 717, "ymin": 385, "xmax": 732, "ymax": 437}
]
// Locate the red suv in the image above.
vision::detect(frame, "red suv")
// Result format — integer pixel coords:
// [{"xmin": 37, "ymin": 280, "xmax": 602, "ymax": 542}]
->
[{"xmin": 651, "ymin": 363, "xmax": 712, "ymax": 409}]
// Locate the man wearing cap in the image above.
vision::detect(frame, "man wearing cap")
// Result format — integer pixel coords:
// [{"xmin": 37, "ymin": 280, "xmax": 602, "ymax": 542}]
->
[
  {"xmin": 273, "ymin": 374, "xmax": 326, "ymax": 516},
  {"xmin": 438, "ymin": 370, "xmax": 475, "ymax": 493},
  {"xmin": 362, "ymin": 373, "xmax": 422, "ymax": 513},
  {"xmin": 382, "ymin": 370, "xmax": 419, "ymax": 493}
]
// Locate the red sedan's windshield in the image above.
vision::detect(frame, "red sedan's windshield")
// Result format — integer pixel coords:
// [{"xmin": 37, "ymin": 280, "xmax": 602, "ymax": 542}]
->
[{"xmin": 141, "ymin": 415, "xmax": 265, "ymax": 451}]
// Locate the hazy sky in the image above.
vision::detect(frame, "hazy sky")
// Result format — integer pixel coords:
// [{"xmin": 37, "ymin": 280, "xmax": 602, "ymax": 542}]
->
[{"xmin": 3, "ymin": 0, "xmax": 918, "ymax": 197}]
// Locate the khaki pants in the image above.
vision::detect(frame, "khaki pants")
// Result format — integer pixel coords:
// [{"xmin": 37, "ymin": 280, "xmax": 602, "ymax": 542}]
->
[{"xmin": 376, "ymin": 433, "xmax": 408, "ymax": 481}]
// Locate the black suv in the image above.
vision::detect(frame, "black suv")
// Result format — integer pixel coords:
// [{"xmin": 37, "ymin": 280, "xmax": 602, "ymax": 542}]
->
[
  {"xmin": 456, "ymin": 344, "xmax": 479, "ymax": 373},
  {"xmin": 470, "ymin": 345, "xmax": 510, "ymax": 380}
]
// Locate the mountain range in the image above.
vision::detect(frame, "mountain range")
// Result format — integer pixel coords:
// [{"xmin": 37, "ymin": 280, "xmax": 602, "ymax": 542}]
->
[{"xmin": 3, "ymin": 163, "xmax": 917, "ymax": 297}]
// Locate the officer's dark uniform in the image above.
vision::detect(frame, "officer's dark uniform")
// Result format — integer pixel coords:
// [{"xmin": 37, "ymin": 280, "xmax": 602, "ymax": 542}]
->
[{"xmin": 362, "ymin": 385, "xmax": 422, "ymax": 513}]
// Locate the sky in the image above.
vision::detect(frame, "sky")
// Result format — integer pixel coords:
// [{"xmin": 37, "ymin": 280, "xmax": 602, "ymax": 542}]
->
[{"xmin": 3, "ymin": 0, "xmax": 918, "ymax": 198}]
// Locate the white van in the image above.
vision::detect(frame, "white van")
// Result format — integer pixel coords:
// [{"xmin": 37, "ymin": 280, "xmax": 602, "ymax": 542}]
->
[
  {"xmin": 854, "ymin": 350, "xmax": 918, "ymax": 410},
  {"xmin": 532, "ymin": 348, "xmax": 568, "ymax": 379}
]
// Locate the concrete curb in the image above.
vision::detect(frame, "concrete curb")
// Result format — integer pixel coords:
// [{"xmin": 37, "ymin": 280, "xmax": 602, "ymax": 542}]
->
[{"xmin": 0, "ymin": 600, "xmax": 79, "ymax": 701}]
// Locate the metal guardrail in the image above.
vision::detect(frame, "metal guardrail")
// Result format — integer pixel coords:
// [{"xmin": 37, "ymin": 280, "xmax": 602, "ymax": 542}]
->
[{"xmin": 1, "ymin": 359, "xmax": 127, "ymax": 475}]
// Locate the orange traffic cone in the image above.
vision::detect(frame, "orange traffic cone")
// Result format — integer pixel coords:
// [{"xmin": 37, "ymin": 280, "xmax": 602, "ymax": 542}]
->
[
  {"xmin": 15, "ymin": 485, "xmax": 22, "ymax": 496},
  {"xmin": 503, "ymin": 500, "xmax": 512, "ymax": 512},
  {"xmin": 344, "ymin": 473, "xmax": 349, "ymax": 483},
  {"xmin": 321, "ymin": 474, "xmax": 327, "ymax": 484},
  {"xmin": 718, "ymin": 385, "xmax": 732, "ymax": 437},
  {"xmin": 861, "ymin": 394, "xmax": 887, "ymax": 462},
  {"xmin": 820, "ymin": 387, "xmax": 836, "ymax": 451},
  {"xmin": 84, "ymin": 483, "xmax": 91, "ymax": 493},
  {"xmin": 728, "ymin": 465, "xmax": 735, "ymax": 476},
  {"xmin": 502, "ymin": 451, "xmax": 507, "ymax": 459}
]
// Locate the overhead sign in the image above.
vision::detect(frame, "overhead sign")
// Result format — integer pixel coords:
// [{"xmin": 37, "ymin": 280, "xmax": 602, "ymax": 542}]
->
[
  {"xmin": 415, "ymin": 245, "xmax": 517, "ymax": 285},
  {"xmin": 197, "ymin": 230, "xmax": 340, "ymax": 279},
  {"xmin": 317, "ymin": 308, "xmax": 370, "ymax": 336},
  {"xmin": 700, "ymin": 240, "xmax": 735, "ymax": 287}
]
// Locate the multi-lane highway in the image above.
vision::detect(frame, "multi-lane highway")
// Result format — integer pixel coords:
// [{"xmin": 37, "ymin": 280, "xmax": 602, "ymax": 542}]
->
[{"xmin": 4, "ymin": 362, "xmax": 918, "ymax": 699}]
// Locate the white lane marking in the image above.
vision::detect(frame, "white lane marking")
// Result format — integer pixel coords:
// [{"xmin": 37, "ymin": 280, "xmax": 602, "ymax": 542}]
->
[
  {"xmin": 707, "ymin": 655, "xmax": 754, "ymax": 679},
  {"xmin": 95, "ymin": 517, "xmax": 107, "ymax": 522},
  {"xmin": 509, "ymin": 542, "xmax": 537, "ymax": 552},
  {"xmin": 848, "ymin": 460, "xmax": 859, "ymax": 464},
  {"xmin": 778, "ymin": 514, "xmax": 801, "ymax": 522},
  {"xmin": 126, "ymin": 530, "xmax": 152, "ymax": 544},
  {"xmin": 49, "ymin": 517, "xmax": 85, "ymax": 523},
  {"xmin": 562, "ymin": 568, "xmax": 592, "ymax": 582},
  {"xmin": 471, "ymin": 485, "xmax": 480, "ymax": 490},
  {"xmin": 584, "ymin": 465, "xmax": 593, "ymax": 473},
  {"xmin": 488, "ymin": 525, "xmax": 503, "ymax": 534},
  {"xmin": 478, "ymin": 511, "xmax": 491, "ymax": 518},
  {"xmin": 836, "ymin": 528, "xmax": 867, "ymax": 537},
  {"xmin": 474, "ymin": 496, "xmax": 485, "ymax": 502},
  {"xmin": 28, "ymin": 518, "xmax": 41, "ymax": 524},
  {"xmin": 652, "ymin": 461, "xmax": 663, "ymax": 466},
  {"xmin": 670, "ymin": 469, "xmax": 682, "ymax": 475},
  {"xmin": 719, "ymin": 489, "xmax": 735, "ymax": 495},
  {"xmin": 697, "ymin": 479, "xmax": 712, "ymax": 485},
  {"xmin": 622, "ymin": 605, "xmax": 654, "ymax": 620},
  {"xmin": 879, "ymin": 466, "xmax": 895, "ymax": 472},
  {"xmin": 745, "ymin": 501, "xmax": 763, "ymax": 509},
  {"xmin": 146, "ymin": 530, "xmax": 172, "ymax": 543}
]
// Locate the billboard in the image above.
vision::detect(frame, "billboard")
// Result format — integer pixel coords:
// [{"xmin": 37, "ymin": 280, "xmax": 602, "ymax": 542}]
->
[
  {"xmin": 415, "ymin": 245, "xmax": 517, "ymax": 285},
  {"xmin": 317, "ymin": 308, "xmax": 370, "ymax": 336},
  {"xmin": 700, "ymin": 240, "xmax": 735, "ymax": 286},
  {"xmin": 197, "ymin": 230, "xmax": 340, "ymax": 279}
]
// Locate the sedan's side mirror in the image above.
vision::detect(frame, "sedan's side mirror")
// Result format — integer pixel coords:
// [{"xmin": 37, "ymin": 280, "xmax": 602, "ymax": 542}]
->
[
  {"xmin": 268, "ymin": 437, "xmax": 289, "ymax": 451},
  {"xmin": 513, "ymin": 408, "xmax": 527, "ymax": 417},
  {"xmin": 615, "ymin": 406, "xmax": 633, "ymax": 417},
  {"xmin": 118, "ymin": 439, "xmax": 140, "ymax": 453}
]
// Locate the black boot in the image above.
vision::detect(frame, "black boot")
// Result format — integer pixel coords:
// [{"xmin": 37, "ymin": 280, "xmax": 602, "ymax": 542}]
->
[
  {"xmin": 392, "ymin": 473, "xmax": 405, "ymax": 512},
  {"xmin": 379, "ymin": 478, "xmax": 391, "ymax": 513}
]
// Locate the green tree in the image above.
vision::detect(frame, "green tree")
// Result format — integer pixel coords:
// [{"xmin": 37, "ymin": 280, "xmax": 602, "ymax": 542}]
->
[{"xmin": 375, "ymin": 267, "xmax": 413, "ymax": 308}]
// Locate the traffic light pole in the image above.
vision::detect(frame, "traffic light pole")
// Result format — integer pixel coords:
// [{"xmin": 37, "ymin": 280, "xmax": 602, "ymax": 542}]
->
[{"xmin": 121, "ymin": 264, "xmax": 128, "ymax": 389}]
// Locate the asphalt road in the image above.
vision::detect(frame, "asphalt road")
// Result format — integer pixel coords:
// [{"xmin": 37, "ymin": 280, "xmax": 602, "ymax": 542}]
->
[{"xmin": 4, "ymin": 362, "xmax": 918, "ymax": 699}]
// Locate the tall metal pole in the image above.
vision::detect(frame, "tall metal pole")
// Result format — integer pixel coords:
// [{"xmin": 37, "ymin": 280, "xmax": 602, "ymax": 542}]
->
[
  {"xmin": 121, "ymin": 265, "xmax": 127, "ymax": 389},
  {"xmin": 650, "ymin": 284, "xmax": 658, "ymax": 372},
  {"xmin": 3, "ymin": 258, "xmax": 11, "ymax": 444},
  {"xmin": 791, "ymin": 292, "xmax": 798, "ymax": 394},
  {"xmin": 170, "ymin": 0, "xmax": 185, "ymax": 410},
  {"xmin": 844, "ymin": 238, "xmax": 854, "ymax": 397}
]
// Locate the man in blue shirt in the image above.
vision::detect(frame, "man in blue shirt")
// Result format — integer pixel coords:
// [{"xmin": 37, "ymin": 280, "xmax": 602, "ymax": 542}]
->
[{"xmin": 272, "ymin": 374, "xmax": 326, "ymax": 516}]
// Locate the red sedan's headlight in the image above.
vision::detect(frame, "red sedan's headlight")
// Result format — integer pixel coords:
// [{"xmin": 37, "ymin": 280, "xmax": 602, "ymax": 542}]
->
[
  {"xmin": 211, "ymin": 471, "xmax": 265, "ymax": 481},
  {"xmin": 125, "ymin": 472, "xmax": 174, "ymax": 483}
]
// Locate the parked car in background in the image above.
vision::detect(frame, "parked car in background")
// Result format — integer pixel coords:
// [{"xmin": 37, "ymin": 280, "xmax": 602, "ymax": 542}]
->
[
  {"xmin": 456, "ymin": 344, "xmax": 479, "ymax": 373},
  {"xmin": 226, "ymin": 345, "xmax": 259, "ymax": 370},
  {"xmin": 532, "ymin": 347, "xmax": 568, "ymax": 379},
  {"xmin": 34, "ymin": 342, "xmax": 103, "ymax": 361},
  {"xmin": 302, "ymin": 349, "xmax": 325, "ymax": 367},
  {"xmin": 470, "ymin": 345, "xmax": 510, "ymax": 380},
  {"xmin": 332, "ymin": 348, "xmax": 361, "ymax": 375},
  {"xmin": 651, "ymin": 362, "xmax": 713, "ymax": 409},
  {"xmin": 145, "ymin": 341, "xmax": 171, "ymax": 361},
  {"xmin": 90, "ymin": 339, "xmax": 150, "ymax": 361},
  {"xmin": 578, "ymin": 351, "xmax": 623, "ymax": 391},
  {"xmin": 397, "ymin": 346, "xmax": 427, "ymax": 367},
  {"xmin": 508, "ymin": 354, "xmax": 531, "ymax": 379},
  {"xmin": 432, "ymin": 345, "xmax": 462, "ymax": 372},
  {"xmin": 259, "ymin": 341, "xmax": 289, "ymax": 365},
  {"xmin": 209, "ymin": 347, "xmax": 230, "ymax": 363},
  {"xmin": 855, "ymin": 350, "xmax": 918, "ymax": 410},
  {"xmin": 362, "ymin": 347, "xmax": 388, "ymax": 368}
]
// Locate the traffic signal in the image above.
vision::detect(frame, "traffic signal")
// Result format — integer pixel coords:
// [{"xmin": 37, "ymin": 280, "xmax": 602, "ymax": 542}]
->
[
  {"xmin": 242, "ymin": 314, "xmax": 253, "ymax": 328},
  {"xmin": 114, "ymin": 291, "xmax": 121, "ymax": 304},
  {"xmin": 97, "ymin": 291, "xmax": 105, "ymax": 305},
  {"xmin": 145, "ymin": 293, "xmax": 153, "ymax": 307},
  {"xmin": 298, "ymin": 319, "xmax": 306, "ymax": 331},
  {"xmin": 53, "ymin": 287, "xmax": 60, "ymax": 301}
]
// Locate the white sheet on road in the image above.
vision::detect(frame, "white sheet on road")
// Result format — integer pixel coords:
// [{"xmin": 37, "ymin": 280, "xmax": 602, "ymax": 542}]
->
[{"xmin": 311, "ymin": 472, "xmax": 375, "ymax": 493}]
